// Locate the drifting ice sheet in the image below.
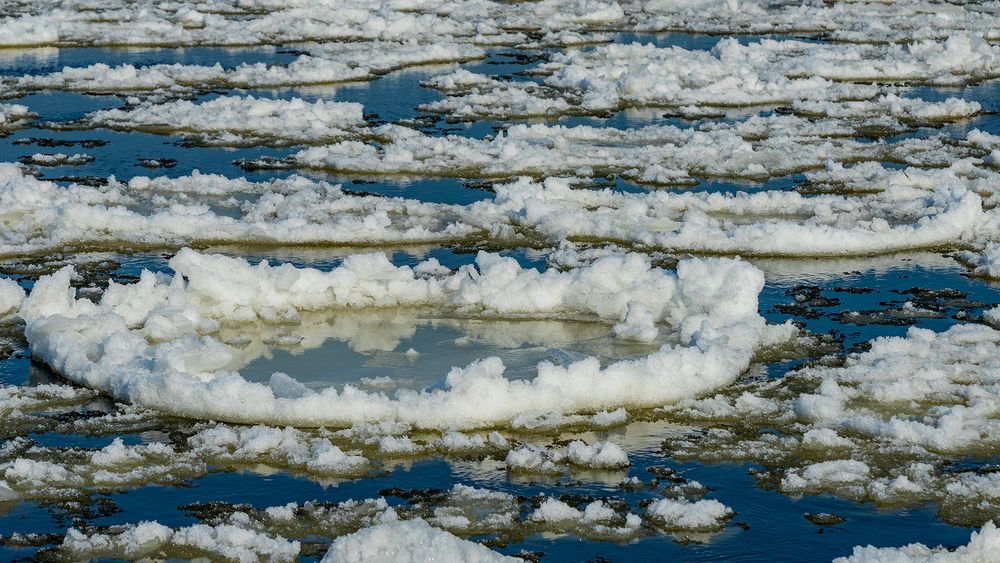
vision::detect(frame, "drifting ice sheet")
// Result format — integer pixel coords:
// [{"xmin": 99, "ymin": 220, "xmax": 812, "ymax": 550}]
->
[{"xmin": 19, "ymin": 247, "xmax": 794, "ymax": 428}]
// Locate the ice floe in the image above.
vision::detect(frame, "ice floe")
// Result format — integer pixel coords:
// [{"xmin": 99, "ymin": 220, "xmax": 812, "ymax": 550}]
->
[
  {"xmin": 18, "ymin": 246, "xmax": 794, "ymax": 428},
  {"xmin": 835, "ymin": 522, "xmax": 1000, "ymax": 563},
  {"xmin": 0, "ymin": 0, "xmax": 999, "ymax": 559},
  {"xmin": 322, "ymin": 518, "xmax": 518, "ymax": 563},
  {"xmin": 646, "ymin": 498, "xmax": 733, "ymax": 531},
  {"xmin": 3, "ymin": 154, "xmax": 998, "ymax": 268},
  {"xmin": 0, "ymin": 0, "xmax": 621, "ymax": 49},
  {"xmin": 40, "ymin": 480, "xmax": 733, "ymax": 560},
  {"xmin": 18, "ymin": 152, "xmax": 93, "ymax": 166},
  {"xmin": 659, "ymin": 322, "xmax": 1000, "ymax": 525},
  {"xmin": 284, "ymin": 117, "xmax": 981, "ymax": 184},
  {"xmin": 0, "ymin": 278, "xmax": 24, "ymax": 317},
  {"xmin": 422, "ymin": 36, "xmax": 1000, "ymax": 119},
  {"xmin": 964, "ymin": 245, "xmax": 1000, "ymax": 279},
  {"xmin": 0, "ymin": 165, "xmax": 473, "ymax": 256},
  {"xmin": 631, "ymin": 0, "xmax": 1000, "ymax": 43},
  {"xmin": 1, "ymin": 419, "xmax": 378, "ymax": 501},
  {"xmin": 2, "ymin": 0, "xmax": 995, "ymax": 51},
  {"xmin": 61, "ymin": 520, "xmax": 301, "ymax": 563},
  {"xmin": 84, "ymin": 96, "xmax": 366, "ymax": 145},
  {"xmin": 0, "ymin": 103, "xmax": 33, "ymax": 133},
  {"xmin": 481, "ymin": 177, "xmax": 987, "ymax": 257},
  {"xmin": 12, "ymin": 41, "xmax": 483, "ymax": 93},
  {"xmin": 505, "ymin": 439, "xmax": 629, "ymax": 474}
]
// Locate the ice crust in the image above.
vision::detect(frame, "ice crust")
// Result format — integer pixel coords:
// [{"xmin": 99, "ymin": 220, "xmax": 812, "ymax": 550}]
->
[{"xmin": 19, "ymin": 247, "xmax": 793, "ymax": 428}]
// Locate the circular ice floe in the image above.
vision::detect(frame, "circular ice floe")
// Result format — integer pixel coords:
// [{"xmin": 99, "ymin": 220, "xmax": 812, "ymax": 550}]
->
[{"xmin": 19, "ymin": 247, "xmax": 795, "ymax": 429}]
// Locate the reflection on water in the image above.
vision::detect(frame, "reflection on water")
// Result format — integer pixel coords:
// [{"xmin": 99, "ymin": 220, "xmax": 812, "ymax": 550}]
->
[
  {"xmin": 613, "ymin": 32, "xmax": 794, "ymax": 51},
  {"xmin": 0, "ymin": 46, "xmax": 293, "ymax": 76},
  {"xmin": 753, "ymin": 250, "xmax": 958, "ymax": 283},
  {"xmin": 229, "ymin": 311, "xmax": 637, "ymax": 391},
  {"xmin": 0, "ymin": 47, "xmax": 59, "ymax": 71}
]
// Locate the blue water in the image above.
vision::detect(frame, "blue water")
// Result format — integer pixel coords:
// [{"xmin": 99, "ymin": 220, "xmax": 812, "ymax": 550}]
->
[{"xmin": 0, "ymin": 34, "xmax": 997, "ymax": 562}]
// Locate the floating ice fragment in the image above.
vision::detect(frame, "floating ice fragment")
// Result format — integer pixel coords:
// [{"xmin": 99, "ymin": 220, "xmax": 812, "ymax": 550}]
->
[
  {"xmin": 0, "ymin": 278, "xmax": 24, "ymax": 317},
  {"xmin": 646, "ymin": 498, "xmax": 733, "ymax": 530},
  {"xmin": 566, "ymin": 440, "xmax": 630, "ymax": 469},
  {"xmin": 835, "ymin": 521, "xmax": 1000, "ymax": 563},
  {"xmin": 61, "ymin": 520, "xmax": 300, "ymax": 562},
  {"xmin": 321, "ymin": 518, "xmax": 518, "ymax": 563},
  {"xmin": 85, "ymin": 96, "xmax": 365, "ymax": 145},
  {"xmin": 0, "ymin": 103, "xmax": 33, "ymax": 131}
]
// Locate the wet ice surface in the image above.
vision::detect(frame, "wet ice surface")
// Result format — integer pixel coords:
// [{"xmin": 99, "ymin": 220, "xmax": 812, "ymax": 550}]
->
[{"xmin": 1, "ymin": 3, "xmax": 1000, "ymax": 561}]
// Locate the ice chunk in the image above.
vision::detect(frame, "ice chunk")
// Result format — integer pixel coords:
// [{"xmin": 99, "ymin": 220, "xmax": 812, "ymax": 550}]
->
[
  {"xmin": 646, "ymin": 498, "xmax": 733, "ymax": 530},
  {"xmin": 61, "ymin": 520, "xmax": 300, "ymax": 562},
  {"xmin": 0, "ymin": 103, "xmax": 33, "ymax": 131},
  {"xmin": 566, "ymin": 440, "xmax": 630, "ymax": 469},
  {"xmin": 0, "ymin": 278, "xmax": 24, "ymax": 317},
  {"xmin": 321, "ymin": 518, "xmax": 517, "ymax": 563},
  {"xmin": 835, "ymin": 521, "xmax": 1000, "ymax": 563}
]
